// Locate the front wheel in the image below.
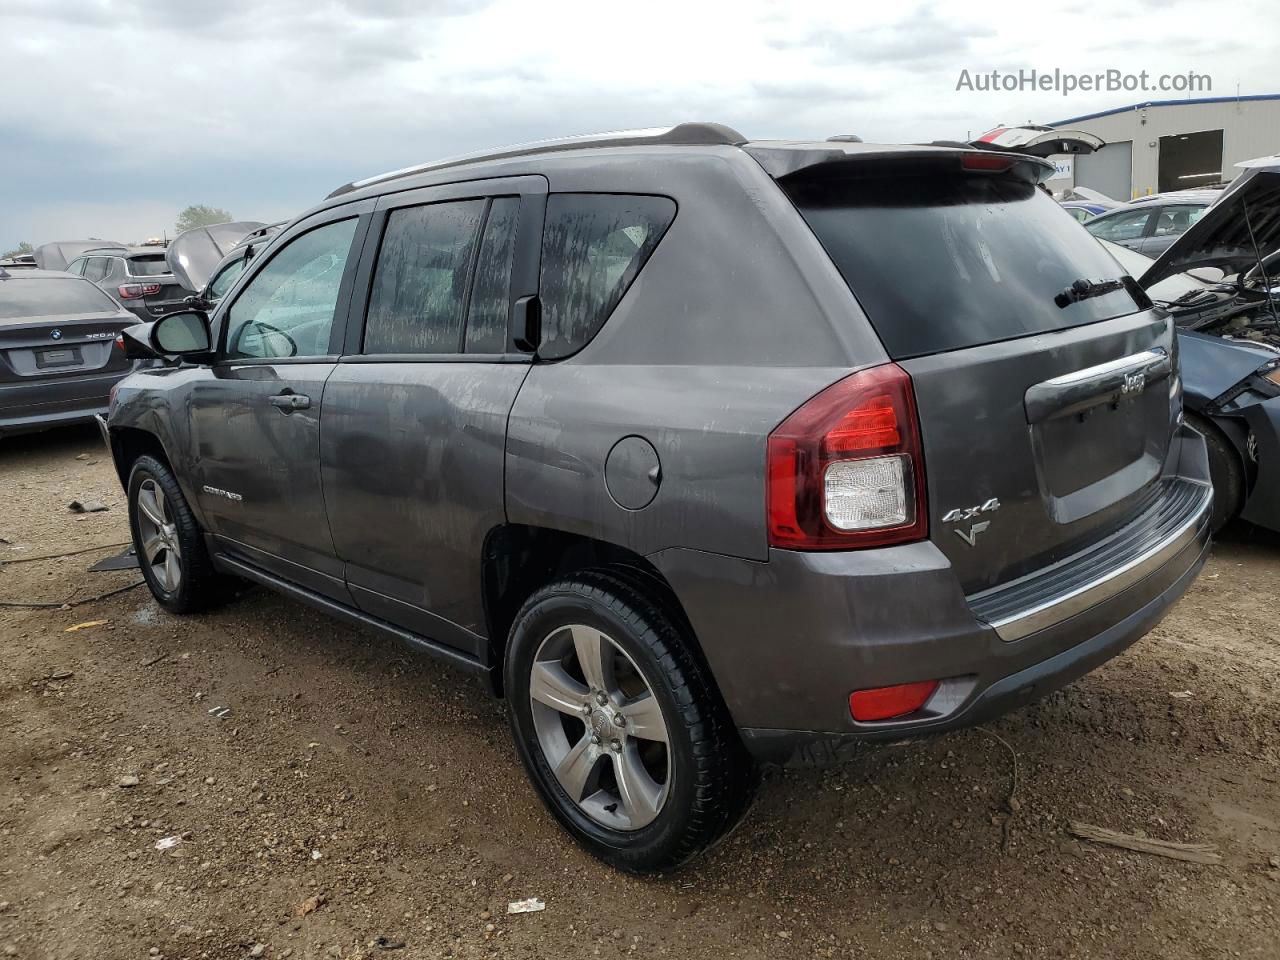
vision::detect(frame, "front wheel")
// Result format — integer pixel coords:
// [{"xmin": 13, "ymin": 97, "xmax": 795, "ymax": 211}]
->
[
  {"xmin": 505, "ymin": 570, "xmax": 755, "ymax": 873},
  {"xmin": 127, "ymin": 455, "xmax": 223, "ymax": 614}
]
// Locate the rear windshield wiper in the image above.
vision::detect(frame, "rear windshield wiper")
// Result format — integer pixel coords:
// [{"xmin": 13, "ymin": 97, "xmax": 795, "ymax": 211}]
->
[{"xmin": 1054, "ymin": 277, "xmax": 1125, "ymax": 309}]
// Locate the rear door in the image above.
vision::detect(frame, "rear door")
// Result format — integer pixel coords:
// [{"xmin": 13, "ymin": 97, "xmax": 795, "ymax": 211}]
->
[
  {"xmin": 319, "ymin": 176, "xmax": 546, "ymax": 654},
  {"xmin": 186, "ymin": 204, "xmax": 372, "ymax": 598},
  {"xmin": 787, "ymin": 166, "xmax": 1177, "ymax": 593}
]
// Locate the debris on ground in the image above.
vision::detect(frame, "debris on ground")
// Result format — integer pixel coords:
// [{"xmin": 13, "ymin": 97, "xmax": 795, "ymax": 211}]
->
[
  {"xmin": 295, "ymin": 893, "xmax": 327, "ymax": 917},
  {"xmin": 507, "ymin": 898, "xmax": 546, "ymax": 915},
  {"xmin": 67, "ymin": 500, "xmax": 109, "ymax": 513},
  {"xmin": 118, "ymin": 775, "xmax": 140, "ymax": 788},
  {"xmin": 45, "ymin": 669, "xmax": 74, "ymax": 681},
  {"xmin": 88, "ymin": 546, "xmax": 139, "ymax": 572},
  {"xmin": 372, "ymin": 937, "xmax": 405, "ymax": 951},
  {"xmin": 64, "ymin": 620, "xmax": 107, "ymax": 632},
  {"xmin": 208, "ymin": 706, "xmax": 232, "ymax": 719},
  {"xmin": 154, "ymin": 836, "xmax": 182, "ymax": 851},
  {"xmin": 1069, "ymin": 822, "xmax": 1222, "ymax": 864}
]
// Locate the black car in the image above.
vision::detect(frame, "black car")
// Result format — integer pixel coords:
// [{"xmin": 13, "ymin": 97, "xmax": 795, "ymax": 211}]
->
[{"xmin": 65, "ymin": 245, "xmax": 194, "ymax": 322}]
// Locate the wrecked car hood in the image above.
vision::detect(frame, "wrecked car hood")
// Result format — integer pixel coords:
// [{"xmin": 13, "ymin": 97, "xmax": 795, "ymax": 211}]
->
[
  {"xmin": 166, "ymin": 221, "xmax": 266, "ymax": 293},
  {"xmin": 1140, "ymin": 162, "xmax": 1280, "ymax": 288},
  {"xmin": 33, "ymin": 240, "xmax": 127, "ymax": 271}
]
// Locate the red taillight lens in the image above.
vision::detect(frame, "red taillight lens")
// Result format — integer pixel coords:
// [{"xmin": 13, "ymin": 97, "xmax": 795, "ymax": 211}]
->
[
  {"xmin": 961, "ymin": 152, "xmax": 1017, "ymax": 173},
  {"xmin": 850, "ymin": 680, "xmax": 940, "ymax": 722},
  {"xmin": 114, "ymin": 334, "xmax": 125, "ymax": 352},
  {"xmin": 117, "ymin": 283, "xmax": 161, "ymax": 300},
  {"xmin": 767, "ymin": 363, "xmax": 927, "ymax": 550}
]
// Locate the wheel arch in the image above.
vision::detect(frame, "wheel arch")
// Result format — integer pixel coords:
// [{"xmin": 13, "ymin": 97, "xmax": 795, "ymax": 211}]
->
[{"xmin": 480, "ymin": 524, "xmax": 710, "ymax": 698}]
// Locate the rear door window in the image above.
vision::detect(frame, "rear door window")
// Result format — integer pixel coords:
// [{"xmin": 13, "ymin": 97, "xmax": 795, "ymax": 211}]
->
[
  {"xmin": 364, "ymin": 200, "xmax": 485, "ymax": 354},
  {"xmin": 1085, "ymin": 208, "xmax": 1155, "ymax": 243},
  {"xmin": 537, "ymin": 194, "xmax": 676, "ymax": 359},
  {"xmin": 1152, "ymin": 205, "xmax": 1207, "ymax": 237},
  {"xmin": 84, "ymin": 258, "xmax": 110, "ymax": 282},
  {"xmin": 464, "ymin": 197, "xmax": 520, "ymax": 353},
  {"xmin": 787, "ymin": 175, "xmax": 1144, "ymax": 359}
]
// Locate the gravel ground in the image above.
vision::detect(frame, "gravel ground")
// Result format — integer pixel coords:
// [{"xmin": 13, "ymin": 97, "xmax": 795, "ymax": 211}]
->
[{"xmin": 1, "ymin": 425, "xmax": 1278, "ymax": 960}]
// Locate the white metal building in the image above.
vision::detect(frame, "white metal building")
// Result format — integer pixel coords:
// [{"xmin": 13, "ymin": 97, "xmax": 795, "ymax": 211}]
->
[{"xmin": 1046, "ymin": 94, "xmax": 1280, "ymax": 200}]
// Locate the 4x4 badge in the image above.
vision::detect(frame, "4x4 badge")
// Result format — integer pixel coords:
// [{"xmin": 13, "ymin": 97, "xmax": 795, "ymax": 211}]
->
[{"xmin": 942, "ymin": 498, "xmax": 1000, "ymax": 547}]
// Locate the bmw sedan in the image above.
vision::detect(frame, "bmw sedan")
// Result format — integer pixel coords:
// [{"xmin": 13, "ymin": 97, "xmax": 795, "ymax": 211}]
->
[{"xmin": 0, "ymin": 268, "xmax": 144, "ymax": 437}]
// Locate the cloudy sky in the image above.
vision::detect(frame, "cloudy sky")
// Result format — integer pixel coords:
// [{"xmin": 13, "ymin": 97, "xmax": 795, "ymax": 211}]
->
[{"xmin": 3, "ymin": 0, "xmax": 1277, "ymax": 250}]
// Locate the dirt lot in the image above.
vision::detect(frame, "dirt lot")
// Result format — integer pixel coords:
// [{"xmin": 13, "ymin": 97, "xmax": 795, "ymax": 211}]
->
[{"xmin": 1, "ymin": 425, "xmax": 1277, "ymax": 960}]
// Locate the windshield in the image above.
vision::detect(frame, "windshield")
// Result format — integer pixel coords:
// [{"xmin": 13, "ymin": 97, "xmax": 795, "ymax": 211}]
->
[
  {"xmin": 787, "ymin": 174, "xmax": 1144, "ymax": 359},
  {"xmin": 0, "ymin": 278, "xmax": 119, "ymax": 320}
]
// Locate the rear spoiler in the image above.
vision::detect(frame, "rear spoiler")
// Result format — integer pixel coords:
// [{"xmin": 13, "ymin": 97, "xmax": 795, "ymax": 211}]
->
[{"xmin": 744, "ymin": 143, "xmax": 1053, "ymax": 185}]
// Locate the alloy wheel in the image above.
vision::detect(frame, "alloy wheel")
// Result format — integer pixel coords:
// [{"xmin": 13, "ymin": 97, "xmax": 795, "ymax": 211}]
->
[
  {"xmin": 529, "ymin": 624, "xmax": 671, "ymax": 831},
  {"xmin": 136, "ymin": 478, "xmax": 183, "ymax": 593}
]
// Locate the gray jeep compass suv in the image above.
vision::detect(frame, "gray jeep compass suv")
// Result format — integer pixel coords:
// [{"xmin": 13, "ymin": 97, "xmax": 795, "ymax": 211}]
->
[{"xmin": 100, "ymin": 123, "xmax": 1213, "ymax": 872}]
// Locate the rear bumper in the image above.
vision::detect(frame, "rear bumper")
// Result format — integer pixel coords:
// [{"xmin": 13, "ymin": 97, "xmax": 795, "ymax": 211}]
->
[
  {"xmin": 0, "ymin": 370, "xmax": 129, "ymax": 436},
  {"xmin": 651, "ymin": 424, "xmax": 1213, "ymax": 765}
]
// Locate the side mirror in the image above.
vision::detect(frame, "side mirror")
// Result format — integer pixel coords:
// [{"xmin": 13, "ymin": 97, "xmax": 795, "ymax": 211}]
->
[{"xmin": 151, "ymin": 310, "xmax": 213, "ymax": 358}]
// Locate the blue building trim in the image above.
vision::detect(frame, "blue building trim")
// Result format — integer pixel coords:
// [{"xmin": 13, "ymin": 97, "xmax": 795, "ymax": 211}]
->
[{"xmin": 1052, "ymin": 94, "xmax": 1280, "ymax": 126}]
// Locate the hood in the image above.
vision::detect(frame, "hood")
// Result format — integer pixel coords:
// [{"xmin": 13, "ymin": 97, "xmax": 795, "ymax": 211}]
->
[
  {"xmin": 1177, "ymin": 329, "xmax": 1280, "ymax": 402},
  {"xmin": 33, "ymin": 240, "xmax": 127, "ymax": 271},
  {"xmin": 166, "ymin": 221, "xmax": 266, "ymax": 292},
  {"xmin": 1140, "ymin": 164, "xmax": 1280, "ymax": 288},
  {"xmin": 971, "ymin": 125, "xmax": 1105, "ymax": 157}
]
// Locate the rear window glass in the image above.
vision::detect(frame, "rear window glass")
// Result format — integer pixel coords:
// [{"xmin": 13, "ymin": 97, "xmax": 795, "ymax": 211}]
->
[
  {"xmin": 0, "ymin": 278, "xmax": 119, "ymax": 320},
  {"xmin": 787, "ymin": 175, "xmax": 1144, "ymax": 359},
  {"xmin": 364, "ymin": 199, "xmax": 485, "ymax": 354},
  {"xmin": 538, "ymin": 194, "xmax": 676, "ymax": 359},
  {"xmin": 127, "ymin": 256, "xmax": 170, "ymax": 277}
]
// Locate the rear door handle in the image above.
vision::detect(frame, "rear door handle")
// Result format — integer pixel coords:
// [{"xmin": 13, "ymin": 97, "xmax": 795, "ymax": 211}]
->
[{"xmin": 269, "ymin": 392, "xmax": 311, "ymax": 412}]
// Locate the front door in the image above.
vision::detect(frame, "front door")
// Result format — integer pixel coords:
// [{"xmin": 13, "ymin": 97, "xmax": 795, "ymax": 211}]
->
[
  {"xmin": 320, "ymin": 177, "xmax": 546, "ymax": 655},
  {"xmin": 190, "ymin": 210, "xmax": 369, "ymax": 597}
]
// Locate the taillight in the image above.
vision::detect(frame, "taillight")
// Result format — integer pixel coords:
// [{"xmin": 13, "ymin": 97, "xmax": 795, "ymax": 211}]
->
[
  {"xmin": 117, "ymin": 283, "xmax": 161, "ymax": 300},
  {"xmin": 767, "ymin": 363, "xmax": 927, "ymax": 550},
  {"xmin": 850, "ymin": 680, "xmax": 939, "ymax": 722},
  {"xmin": 114, "ymin": 334, "xmax": 126, "ymax": 352}
]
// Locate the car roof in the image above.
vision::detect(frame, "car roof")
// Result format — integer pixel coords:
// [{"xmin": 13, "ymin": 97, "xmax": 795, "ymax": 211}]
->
[
  {"xmin": 325, "ymin": 122, "xmax": 1053, "ymax": 200},
  {"xmin": 1125, "ymin": 190, "xmax": 1221, "ymax": 205}
]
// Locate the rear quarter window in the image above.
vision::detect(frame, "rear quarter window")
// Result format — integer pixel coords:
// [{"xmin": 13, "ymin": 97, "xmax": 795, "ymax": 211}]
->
[
  {"xmin": 787, "ymin": 175, "xmax": 1144, "ymax": 359},
  {"xmin": 537, "ymin": 194, "xmax": 676, "ymax": 360}
]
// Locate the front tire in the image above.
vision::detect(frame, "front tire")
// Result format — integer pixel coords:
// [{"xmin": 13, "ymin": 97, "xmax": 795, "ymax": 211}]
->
[
  {"xmin": 505, "ymin": 570, "xmax": 755, "ymax": 873},
  {"xmin": 127, "ymin": 455, "xmax": 222, "ymax": 613}
]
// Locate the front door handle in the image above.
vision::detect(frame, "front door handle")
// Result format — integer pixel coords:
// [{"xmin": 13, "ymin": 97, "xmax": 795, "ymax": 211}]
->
[{"xmin": 269, "ymin": 392, "xmax": 311, "ymax": 412}]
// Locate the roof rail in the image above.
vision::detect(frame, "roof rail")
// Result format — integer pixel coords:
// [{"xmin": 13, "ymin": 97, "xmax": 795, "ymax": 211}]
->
[{"xmin": 326, "ymin": 122, "xmax": 747, "ymax": 199}]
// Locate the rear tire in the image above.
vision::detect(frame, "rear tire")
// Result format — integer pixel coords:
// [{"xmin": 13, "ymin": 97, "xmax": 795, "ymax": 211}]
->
[
  {"xmin": 504, "ymin": 569, "xmax": 755, "ymax": 872},
  {"xmin": 127, "ymin": 455, "xmax": 224, "ymax": 613},
  {"xmin": 1186, "ymin": 413, "xmax": 1244, "ymax": 533}
]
